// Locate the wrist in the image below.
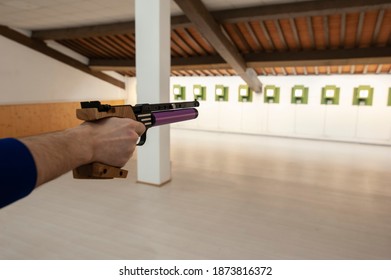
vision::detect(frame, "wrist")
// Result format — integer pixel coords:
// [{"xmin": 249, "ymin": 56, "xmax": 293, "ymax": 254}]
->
[{"xmin": 65, "ymin": 124, "xmax": 94, "ymax": 165}]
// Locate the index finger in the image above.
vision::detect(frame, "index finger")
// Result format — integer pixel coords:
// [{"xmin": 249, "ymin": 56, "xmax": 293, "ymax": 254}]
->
[{"xmin": 134, "ymin": 121, "xmax": 146, "ymax": 136}]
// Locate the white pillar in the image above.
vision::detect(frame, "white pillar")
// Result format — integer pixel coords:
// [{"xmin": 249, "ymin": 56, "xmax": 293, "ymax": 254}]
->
[{"xmin": 135, "ymin": 0, "xmax": 171, "ymax": 185}]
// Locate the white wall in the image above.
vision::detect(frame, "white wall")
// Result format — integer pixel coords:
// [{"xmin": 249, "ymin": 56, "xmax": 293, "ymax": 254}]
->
[
  {"xmin": 126, "ymin": 77, "xmax": 138, "ymax": 105},
  {"xmin": 0, "ymin": 35, "xmax": 126, "ymax": 104},
  {"xmin": 169, "ymin": 75, "xmax": 391, "ymax": 145}
]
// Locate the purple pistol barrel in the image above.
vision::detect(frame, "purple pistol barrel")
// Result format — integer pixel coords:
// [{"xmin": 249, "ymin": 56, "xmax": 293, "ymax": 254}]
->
[{"xmin": 152, "ymin": 108, "xmax": 198, "ymax": 126}]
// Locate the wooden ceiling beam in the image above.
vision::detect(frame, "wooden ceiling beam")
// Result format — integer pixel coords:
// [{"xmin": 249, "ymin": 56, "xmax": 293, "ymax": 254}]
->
[
  {"xmin": 32, "ymin": 16, "xmax": 188, "ymax": 40},
  {"xmin": 372, "ymin": 9, "xmax": 385, "ymax": 43},
  {"xmin": 173, "ymin": 0, "xmax": 262, "ymax": 92},
  {"xmin": 90, "ymin": 47, "xmax": 391, "ymax": 71},
  {"xmin": 90, "ymin": 55, "xmax": 228, "ymax": 71},
  {"xmin": 306, "ymin": 17, "xmax": 316, "ymax": 49},
  {"xmin": 33, "ymin": 21, "xmax": 135, "ymax": 40},
  {"xmin": 323, "ymin": 16, "xmax": 330, "ymax": 48},
  {"xmin": 245, "ymin": 47, "xmax": 391, "ymax": 67},
  {"xmin": 289, "ymin": 18, "xmax": 301, "ymax": 50},
  {"xmin": 355, "ymin": 12, "xmax": 365, "ymax": 47},
  {"xmin": 340, "ymin": 13, "xmax": 346, "ymax": 48},
  {"xmin": 273, "ymin": 20, "xmax": 288, "ymax": 51},
  {"xmin": 212, "ymin": 0, "xmax": 391, "ymax": 23},
  {"xmin": 259, "ymin": 21, "xmax": 275, "ymax": 49},
  {"xmin": 0, "ymin": 25, "xmax": 125, "ymax": 89}
]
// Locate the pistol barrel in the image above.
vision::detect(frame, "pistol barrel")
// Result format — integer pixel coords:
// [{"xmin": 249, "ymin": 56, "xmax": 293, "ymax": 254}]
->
[{"xmin": 152, "ymin": 108, "xmax": 198, "ymax": 126}]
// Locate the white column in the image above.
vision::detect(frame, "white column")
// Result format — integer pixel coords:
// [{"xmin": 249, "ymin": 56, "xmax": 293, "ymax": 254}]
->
[{"xmin": 135, "ymin": 0, "xmax": 171, "ymax": 185}]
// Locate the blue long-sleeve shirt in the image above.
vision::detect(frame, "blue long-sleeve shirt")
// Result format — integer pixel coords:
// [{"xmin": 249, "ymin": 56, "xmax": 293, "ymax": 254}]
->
[{"xmin": 0, "ymin": 138, "xmax": 37, "ymax": 208}]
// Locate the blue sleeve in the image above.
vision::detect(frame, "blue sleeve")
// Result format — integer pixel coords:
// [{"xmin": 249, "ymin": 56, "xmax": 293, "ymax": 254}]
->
[{"xmin": 0, "ymin": 138, "xmax": 37, "ymax": 208}]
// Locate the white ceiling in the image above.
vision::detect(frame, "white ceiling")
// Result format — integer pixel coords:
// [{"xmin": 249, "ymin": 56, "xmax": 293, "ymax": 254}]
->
[{"xmin": 0, "ymin": 0, "xmax": 312, "ymax": 30}]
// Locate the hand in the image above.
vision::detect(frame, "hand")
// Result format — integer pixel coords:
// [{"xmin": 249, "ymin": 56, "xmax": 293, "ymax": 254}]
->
[{"xmin": 83, "ymin": 117, "xmax": 146, "ymax": 167}]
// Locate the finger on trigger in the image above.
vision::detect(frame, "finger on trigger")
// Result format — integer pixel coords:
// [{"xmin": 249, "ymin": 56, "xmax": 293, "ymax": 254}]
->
[{"xmin": 135, "ymin": 121, "xmax": 146, "ymax": 136}]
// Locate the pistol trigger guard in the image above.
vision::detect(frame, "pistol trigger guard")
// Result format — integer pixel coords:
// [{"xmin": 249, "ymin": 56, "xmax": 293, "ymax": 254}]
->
[{"xmin": 137, "ymin": 132, "xmax": 147, "ymax": 146}]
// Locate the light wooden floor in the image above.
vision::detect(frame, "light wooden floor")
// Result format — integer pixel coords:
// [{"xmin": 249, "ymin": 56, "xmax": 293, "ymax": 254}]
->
[{"xmin": 1, "ymin": 129, "xmax": 390, "ymax": 259}]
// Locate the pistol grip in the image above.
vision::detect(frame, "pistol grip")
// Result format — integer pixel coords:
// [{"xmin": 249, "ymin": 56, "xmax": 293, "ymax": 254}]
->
[{"xmin": 73, "ymin": 163, "xmax": 128, "ymax": 179}]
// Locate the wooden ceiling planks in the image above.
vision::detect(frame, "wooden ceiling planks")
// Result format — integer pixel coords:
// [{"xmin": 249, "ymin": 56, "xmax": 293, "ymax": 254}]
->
[
  {"xmin": 317, "ymin": 66, "xmax": 327, "ymax": 74},
  {"xmin": 306, "ymin": 66, "xmax": 316, "ymax": 74},
  {"xmin": 312, "ymin": 16, "xmax": 327, "ymax": 50},
  {"xmin": 328, "ymin": 65, "xmax": 337, "ymax": 74},
  {"xmin": 40, "ymin": 4, "xmax": 390, "ymax": 78},
  {"xmin": 58, "ymin": 39, "xmax": 93, "ymax": 57},
  {"xmin": 77, "ymin": 38, "xmax": 112, "ymax": 58},
  {"xmin": 328, "ymin": 14, "xmax": 341, "ymax": 49},
  {"xmin": 108, "ymin": 34, "xmax": 135, "ymax": 57},
  {"xmin": 382, "ymin": 64, "xmax": 391, "ymax": 73},
  {"xmin": 376, "ymin": 9, "xmax": 391, "ymax": 46},
  {"xmin": 274, "ymin": 67, "xmax": 285, "ymax": 75},
  {"xmin": 355, "ymin": 64, "xmax": 365, "ymax": 73},
  {"xmin": 264, "ymin": 20, "xmax": 287, "ymax": 51},
  {"xmin": 294, "ymin": 16, "xmax": 314, "ymax": 50},
  {"xmin": 173, "ymin": 0, "xmax": 262, "ymax": 92},
  {"xmin": 359, "ymin": 10, "xmax": 380, "ymax": 47},
  {"xmin": 171, "ymin": 29, "xmax": 197, "ymax": 57},
  {"xmin": 236, "ymin": 22, "xmax": 263, "ymax": 53},
  {"xmin": 367, "ymin": 64, "xmax": 379, "ymax": 73},
  {"xmin": 95, "ymin": 36, "xmax": 130, "ymax": 58},
  {"xmin": 222, "ymin": 22, "xmax": 251, "ymax": 54},
  {"xmin": 248, "ymin": 20, "xmax": 274, "ymax": 52},
  {"xmin": 296, "ymin": 66, "xmax": 306, "ymax": 75},
  {"xmin": 279, "ymin": 18, "xmax": 300, "ymax": 51},
  {"xmin": 344, "ymin": 12, "xmax": 360, "ymax": 48},
  {"xmin": 186, "ymin": 26, "xmax": 216, "ymax": 55},
  {"xmin": 174, "ymin": 27, "xmax": 207, "ymax": 56},
  {"xmin": 7, "ymin": 1, "xmax": 390, "ymax": 89},
  {"xmin": 170, "ymin": 39, "xmax": 188, "ymax": 57}
]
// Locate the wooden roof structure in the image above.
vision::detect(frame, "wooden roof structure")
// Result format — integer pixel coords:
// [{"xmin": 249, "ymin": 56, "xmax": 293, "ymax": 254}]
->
[{"xmin": 1, "ymin": 0, "xmax": 390, "ymax": 89}]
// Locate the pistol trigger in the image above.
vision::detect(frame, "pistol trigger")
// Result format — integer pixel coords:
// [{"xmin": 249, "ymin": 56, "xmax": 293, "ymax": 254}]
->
[{"xmin": 137, "ymin": 132, "xmax": 147, "ymax": 146}]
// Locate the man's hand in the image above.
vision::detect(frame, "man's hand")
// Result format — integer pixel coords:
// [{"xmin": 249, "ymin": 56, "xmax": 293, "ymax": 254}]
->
[
  {"xmin": 84, "ymin": 117, "xmax": 146, "ymax": 167},
  {"xmin": 20, "ymin": 118, "xmax": 146, "ymax": 187}
]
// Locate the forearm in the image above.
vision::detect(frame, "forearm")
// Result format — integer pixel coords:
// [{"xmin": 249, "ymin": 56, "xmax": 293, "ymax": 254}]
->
[
  {"xmin": 0, "ymin": 118, "xmax": 144, "ymax": 208},
  {"xmin": 20, "ymin": 125, "xmax": 93, "ymax": 187}
]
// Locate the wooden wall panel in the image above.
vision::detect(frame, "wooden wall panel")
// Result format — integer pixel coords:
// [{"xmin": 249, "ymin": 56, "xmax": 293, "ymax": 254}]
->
[{"xmin": 0, "ymin": 100, "xmax": 124, "ymax": 138}]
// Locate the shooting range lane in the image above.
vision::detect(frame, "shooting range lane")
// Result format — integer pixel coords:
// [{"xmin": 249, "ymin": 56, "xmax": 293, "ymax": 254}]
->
[{"xmin": 0, "ymin": 129, "xmax": 390, "ymax": 259}]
